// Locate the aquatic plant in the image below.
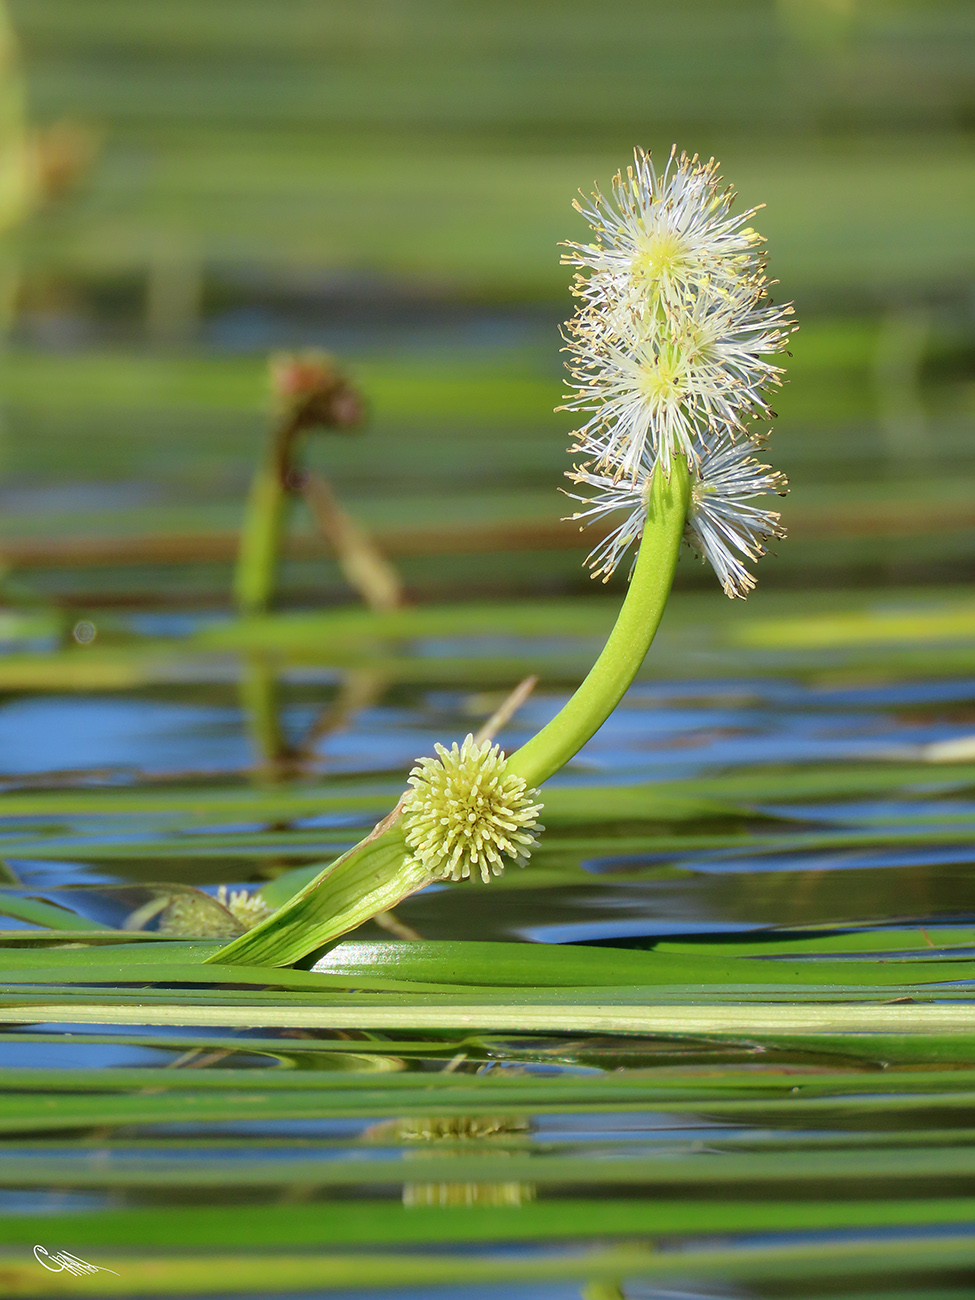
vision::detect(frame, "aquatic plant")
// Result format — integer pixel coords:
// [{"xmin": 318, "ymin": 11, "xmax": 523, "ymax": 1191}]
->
[
  {"xmin": 402, "ymin": 735, "xmax": 545, "ymax": 883},
  {"xmin": 234, "ymin": 350, "xmax": 404, "ymax": 616},
  {"xmin": 209, "ymin": 148, "xmax": 793, "ymax": 966}
]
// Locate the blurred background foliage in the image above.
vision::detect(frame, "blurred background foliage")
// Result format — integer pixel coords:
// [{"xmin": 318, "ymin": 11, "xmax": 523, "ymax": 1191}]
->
[
  {"xmin": 5, "ymin": 19, "xmax": 975, "ymax": 1287},
  {"xmin": 1, "ymin": 0, "xmax": 974, "ymax": 606}
]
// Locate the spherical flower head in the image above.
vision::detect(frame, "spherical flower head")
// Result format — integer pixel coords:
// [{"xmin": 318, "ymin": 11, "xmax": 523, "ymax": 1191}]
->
[{"xmin": 402, "ymin": 735, "xmax": 544, "ymax": 884}]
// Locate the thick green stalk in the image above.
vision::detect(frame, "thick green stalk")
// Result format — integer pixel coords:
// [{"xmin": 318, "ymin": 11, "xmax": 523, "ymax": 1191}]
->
[
  {"xmin": 233, "ymin": 448, "xmax": 290, "ymax": 617},
  {"xmin": 507, "ymin": 455, "xmax": 690, "ymax": 787}
]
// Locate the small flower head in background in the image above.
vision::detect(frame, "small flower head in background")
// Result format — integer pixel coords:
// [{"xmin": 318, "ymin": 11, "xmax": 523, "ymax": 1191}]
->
[
  {"xmin": 270, "ymin": 350, "xmax": 365, "ymax": 433},
  {"xmin": 145, "ymin": 885, "xmax": 271, "ymax": 938},
  {"xmin": 216, "ymin": 885, "xmax": 273, "ymax": 930},
  {"xmin": 402, "ymin": 735, "xmax": 544, "ymax": 883}
]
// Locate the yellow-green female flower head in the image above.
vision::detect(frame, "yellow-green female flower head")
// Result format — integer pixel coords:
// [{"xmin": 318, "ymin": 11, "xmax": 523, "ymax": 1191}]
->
[{"xmin": 402, "ymin": 734, "xmax": 544, "ymax": 883}]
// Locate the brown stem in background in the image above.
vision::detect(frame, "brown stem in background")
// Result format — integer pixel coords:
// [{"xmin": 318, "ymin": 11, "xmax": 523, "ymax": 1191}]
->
[
  {"xmin": 236, "ymin": 351, "xmax": 403, "ymax": 616},
  {"xmin": 473, "ymin": 675, "xmax": 538, "ymax": 745},
  {"xmin": 295, "ymin": 666, "xmax": 388, "ymax": 763},
  {"xmin": 299, "ymin": 469, "xmax": 405, "ymax": 613},
  {"xmin": 373, "ymin": 910, "xmax": 424, "ymax": 940}
]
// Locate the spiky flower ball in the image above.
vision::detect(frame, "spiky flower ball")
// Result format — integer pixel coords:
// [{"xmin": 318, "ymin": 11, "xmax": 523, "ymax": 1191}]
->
[
  {"xmin": 402, "ymin": 735, "xmax": 544, "ymax": 883},
  {"xmin": 216, "ymin": 885, "xmax": 273, "ymax": 930}
]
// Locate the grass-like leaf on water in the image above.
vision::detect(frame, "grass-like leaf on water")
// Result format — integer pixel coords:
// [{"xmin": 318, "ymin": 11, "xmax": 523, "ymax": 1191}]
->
[{"xmin": 5, "ymin": 150, "xmax": 975, "ymax": 1299}]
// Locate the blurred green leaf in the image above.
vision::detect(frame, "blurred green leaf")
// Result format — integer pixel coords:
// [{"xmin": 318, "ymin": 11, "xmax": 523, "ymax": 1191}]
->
[{"xmin": 0, "ymin": 891, "xmax": 106, "ymax": 931}]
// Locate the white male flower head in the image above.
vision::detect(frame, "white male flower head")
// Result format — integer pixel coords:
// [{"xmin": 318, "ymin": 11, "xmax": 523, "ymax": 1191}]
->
[
  {"xmin": 563, "ymin": 462, "xmax": 649, "ymax": 584},
  {"xmin": 565, "ymin": 431, "xmax": 786, "ymax": 597},
  {"xmin": 684, "ymin": 430, "xmax": 788, "ymax": 598},
  {"xmin": 562, "ymin": 147, "xmax": 767, "ymax": 315},
  {"xmin": 563, "ymin": 284, "xmax": 793, "ymax": 479},
  {"xmin": 402, "ymin": 735, "xmax": 544, "ymax": 884},
  {"xmin": 560, "ymin": 147, "xmax": 794, "ymax": 480}
]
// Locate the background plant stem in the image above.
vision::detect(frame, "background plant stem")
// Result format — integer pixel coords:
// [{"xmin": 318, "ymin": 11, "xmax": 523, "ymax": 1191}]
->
[
  {"xmin": 232, "ymin": 433, "xmax": 291, "ymax": 616},
  {"xmin": 212, "ymin": 458, "xmax": 691, "ymax": 966}
]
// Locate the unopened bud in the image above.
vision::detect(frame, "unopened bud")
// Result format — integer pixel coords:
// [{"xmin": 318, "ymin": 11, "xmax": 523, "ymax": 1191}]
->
[{"xmin": 269, "ymin": 350, "xmax": 365, "ymax": 433}]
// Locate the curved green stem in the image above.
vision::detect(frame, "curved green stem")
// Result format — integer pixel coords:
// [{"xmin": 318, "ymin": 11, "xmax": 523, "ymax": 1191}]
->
[
  {"xmin": 210, "ymin": 455, "xmax": 691, "ymax": 968},
  {"xmin": 507, "ymin": 454, "xmax": 690, "ymax": 788}
]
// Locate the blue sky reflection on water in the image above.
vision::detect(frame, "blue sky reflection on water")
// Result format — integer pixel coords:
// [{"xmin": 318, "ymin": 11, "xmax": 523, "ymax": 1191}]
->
[
  {"xmin": 0, "ymin": 696, "xmax": 250, "ymax": 777},
  {"xmin": 2, "ymin": 673, "xmax": 974, "ymax": 782}
]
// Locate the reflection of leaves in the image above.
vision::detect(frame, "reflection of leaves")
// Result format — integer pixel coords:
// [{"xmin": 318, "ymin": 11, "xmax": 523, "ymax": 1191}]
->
[
  {"xmin": 0, "ymin": 887, "xmax": 105, "ymax": 930},
  {"xmin": 403, "ymin": 1179, "xmax": 532, "ymax": 1209},
  {"xmin": 367, "ymin": 1113, "xmax": 534, "ymax": 1210},
  {"xmin": 367, "ymin": 1115, "xmax": 530, "ymax": 1144}
]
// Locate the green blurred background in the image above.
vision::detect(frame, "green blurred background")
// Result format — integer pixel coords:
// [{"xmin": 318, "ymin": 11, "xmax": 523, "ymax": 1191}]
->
[{"xmin": 2, "ymin": 0, "xmax": 974, "ymax": 607}]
